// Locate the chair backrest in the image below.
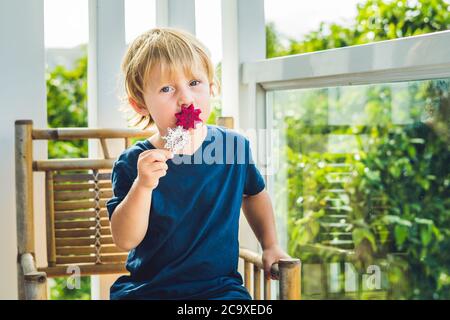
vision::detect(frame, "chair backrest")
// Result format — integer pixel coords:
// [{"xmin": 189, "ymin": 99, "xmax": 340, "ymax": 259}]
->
[
  {"xmin": 16, "ymin": 117, "xmax": 237, "ymax": 278},
  {"xmin": 15, "ymin": 120, "xmax": 156, "ymax": 277},
  {"xmin": 45, "ymin": 169, "xmax": 126, "ymax": 276}
]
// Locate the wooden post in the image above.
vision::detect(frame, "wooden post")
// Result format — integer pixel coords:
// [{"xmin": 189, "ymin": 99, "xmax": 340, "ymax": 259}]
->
[
  {"xmin": 253, "ymin": 265, "xmax": 261, "ymax": 300},
  {"xmin": 45, "ymin": 171, "xmax": 56, "ymax": 267},
  {"xmin": 279, "ymin": 258, "xmax": 301, "ymax": 300},
  {"xmin": 125, "ymin": 137, "xmax": 132, "ymax": 149},
  {"xmin": 100, "ymin": 138, "xmax": 110, "ymax": 159},
  {"xmin": 15, "ymin": 120, "xmax": 37, "ymax": 299},
  {"xmin": 244, "ymin": 260, "xmax": 251, "ymax": 296},
  {"xmin": 21, "ymin": 253, "xmax": 47, "ymax": 300},
  {"xmin": 216, "ymin": 116, "xmax": 234, "ymax": 129},
  {"xmin": 264, "ymin": 277, "xmax": 271, "ymax": 300}
]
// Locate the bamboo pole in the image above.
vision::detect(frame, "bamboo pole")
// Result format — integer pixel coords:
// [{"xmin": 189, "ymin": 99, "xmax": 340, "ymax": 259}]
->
[
  {"xmin": 20, "ymin": 253, "xmax": 47, "ymax": 300},
  {"xmin": 264, "ymin": 277, "xmax": 271, "ymax": 300},
  {"xmin": 239, "ymin": 247, "xmax": 280, "ymax": 278},
  {"xmin": 54, "ymin": 199, "xmax": 108, "ymax": 211},
  {"xmin": 54, "ymin": 189, "xmax": 113, "ymax": 201},
  {"xmin": 253, "ymin": 265, "xmax": 261, "ymax": 300},
  {"xmin": 239, "ymin": 248, "xmax": 263, "ymax": 269},
  {"xmin": 56, "ymin": 245, "xmax": 126, "ymax": 255},
  {"xmin": 55, "ymin": 236, "xmax": 114, "ymax": 247},
  {"xmin": 55, "ymin": 254, "xmax": 127, "ymax": 265},
  {"xmin": 53, "ymin": 172, "xmax": 111, "ymax": 182},
  {"xmin": 15, "ymin": 120, "xmax": 36, "ymax": 299},
  {"xmin": 55, "ymin": 219, "xmax": 109, "ymax": 229},
  {"xmin": 41, "ymin": 263, "xmax": 128, "ymax": 278},
  {"xmin": 55, "ymin": 227, "xmax": 111, "ymax": 238},
  {"xmin": 100, "ymin": 138, "xmax": 110, "ymax": 159},
  {"xmin": 278, "ymin": 258, "xmax": 301, "ymax": 300},
  {"xmin": 244, "ymin": 261, "xmax": 252, "ymax": 296},
  {"xmin": 216, "ymin": 116, "xmax": 235, "ymax": 129},
  {"xmin": 55, "ymin": 209, "xmax": 108, "ymax": 221},
  {"xmin": 54, "ymin": 181, "xmax": 111, "ymax": 191},
  {"xmin": 125, "ymin": 137, "xmax": 132, "ymax": 149},
  {"xmin": 33, "ymin": 158, "xmax": 115, "ymax": 171},
  {"xmin": 32, "ymin": 127, "xmax": 155, "ymax": 140},
  {"xmin": 45, "ymin": 171, "xmax": 56, "ymax": 267}
]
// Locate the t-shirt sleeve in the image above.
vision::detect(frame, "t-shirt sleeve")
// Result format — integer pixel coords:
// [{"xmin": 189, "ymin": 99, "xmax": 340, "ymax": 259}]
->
[
  {"xmin": 243, "ymin": 139, "xmax": 266, "ymax": 196},
  {"xmin": 106, "ymin": 160, "xmax": 134, "ymax": 220}
]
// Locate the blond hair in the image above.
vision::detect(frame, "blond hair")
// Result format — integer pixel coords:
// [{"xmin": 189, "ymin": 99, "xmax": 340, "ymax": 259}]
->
[{"xmin": 120, "ymin": 27, "xmax": 220, "ymax": 130}]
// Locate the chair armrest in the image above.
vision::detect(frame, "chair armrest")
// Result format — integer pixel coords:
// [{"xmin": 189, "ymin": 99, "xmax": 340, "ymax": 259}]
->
[{"xmin": 239, "ymin": 247, "xmax": 301, "ymax": 299}]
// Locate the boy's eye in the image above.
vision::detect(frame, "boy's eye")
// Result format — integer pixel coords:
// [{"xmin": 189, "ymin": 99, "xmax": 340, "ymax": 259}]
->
[
  {"xmin": 161, "ymin": 86, "xmax": 173, "ymax": 93},
  {"xmin": 160, "ymin": 80, "xmax": 200, "ymax": 93}
]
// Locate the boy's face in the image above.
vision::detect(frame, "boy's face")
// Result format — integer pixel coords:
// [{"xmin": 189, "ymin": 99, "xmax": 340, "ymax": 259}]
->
[{"xmin": 135, "ymin": 65, "xmax": 213, "ymax": 135}]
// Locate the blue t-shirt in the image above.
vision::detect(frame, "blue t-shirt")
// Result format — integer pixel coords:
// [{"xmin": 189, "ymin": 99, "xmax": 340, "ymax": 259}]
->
[{"xmin": 106, "ymin": 124, "xmax": 266, "ymax": 300}]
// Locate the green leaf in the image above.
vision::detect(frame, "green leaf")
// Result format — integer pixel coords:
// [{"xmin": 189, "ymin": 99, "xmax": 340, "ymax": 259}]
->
[
  {"xmin": 352, "ymin": 228, "xmax": 377, "ymax": 251},
  {"xmin": 394, "ymin": 225, "xmax": 409, "ymax": 247}
]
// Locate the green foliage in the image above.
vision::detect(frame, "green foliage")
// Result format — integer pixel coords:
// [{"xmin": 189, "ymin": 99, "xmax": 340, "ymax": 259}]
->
[
  {"xmin": 268, "ymin": 0, "xmax": 450, "ymax": 300},
  {"xmin": 267, "ymin": 0, "xmax": 450, "ymax": 58},
  {"xmin": 49, "ymin": 277, "xmax": 91, "ymax": 300},
  {"xmin": 351, "ymin": 112, "xmax": 450, "ymax": 299},
  {"xmin": 46, "ymin": 52, "xmax": 88, "ymax": 159},
  {"xmin": 206, "ymin": 62, "xmax": 223, "ymax": 124},
  {"xmin": 276, "ymin": 76, "xmax": 449, "ymax": 299},
  {"xmin": 276, "ymin": 80, "xmax": 449, "ymax": 299}
]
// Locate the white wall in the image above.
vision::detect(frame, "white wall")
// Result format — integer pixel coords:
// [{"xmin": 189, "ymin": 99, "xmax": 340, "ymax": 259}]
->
[{"xmin": 0, "ymin": 0, "xmax": 47, "ymax": 299}]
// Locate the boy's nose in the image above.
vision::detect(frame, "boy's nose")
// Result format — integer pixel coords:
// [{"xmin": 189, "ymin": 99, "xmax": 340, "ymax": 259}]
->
[{"xmin": 177, "ymin": 88, "xmax": 194, "ymax": 107}]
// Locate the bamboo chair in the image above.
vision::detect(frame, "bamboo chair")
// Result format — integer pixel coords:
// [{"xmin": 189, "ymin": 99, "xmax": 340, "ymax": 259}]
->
[{"xmin": 15, "ymin": 117, "xmax": 301, "ymax": 300}]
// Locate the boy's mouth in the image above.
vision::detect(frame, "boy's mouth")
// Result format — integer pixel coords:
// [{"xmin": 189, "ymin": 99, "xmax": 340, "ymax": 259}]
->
[{"xmin": 175, "ymin": 104, "xmax": 202, "ymax": 130}]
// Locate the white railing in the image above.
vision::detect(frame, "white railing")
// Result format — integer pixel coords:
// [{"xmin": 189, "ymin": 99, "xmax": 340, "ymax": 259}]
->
[{"xmin": 242, "ymin": 30, "xmax": 450, "ymax": 91}]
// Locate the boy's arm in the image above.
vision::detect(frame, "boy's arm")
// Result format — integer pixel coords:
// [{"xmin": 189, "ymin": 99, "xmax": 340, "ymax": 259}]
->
[
  {"xmin": 110, "ymin": 149, "xmax": 172, "ymax": 252},
  {"xmin": 110, "ymin": 178, "xmax": 153, "ymax": 251},
  {"xmin": 241, "ymin": 190, "xmax": 291, "ymax": 280},
  {"xmin": 241, "ymin": 190, "xmax": 277, "ymax": 250}
]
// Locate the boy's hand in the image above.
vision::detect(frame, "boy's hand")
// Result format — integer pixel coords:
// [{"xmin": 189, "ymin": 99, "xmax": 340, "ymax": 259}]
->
[
  {"xmin": 135, "ymin": 149, "xmax": 174, "ymax": 191},
  {"xmin": 262, "ymin": 244, "xmax": 291, "ymax": 280}
]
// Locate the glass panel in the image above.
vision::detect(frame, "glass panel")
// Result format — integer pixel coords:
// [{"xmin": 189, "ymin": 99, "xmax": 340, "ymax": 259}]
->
[{"xmin": 269, "ymin": 78, "xmax": 450, "ymax": 299}]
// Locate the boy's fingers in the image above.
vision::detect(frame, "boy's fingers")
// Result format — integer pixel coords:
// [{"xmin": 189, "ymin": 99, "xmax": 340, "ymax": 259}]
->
[
  {"xmin": 161, "ymin": 149, "xmax": 174, "ymax": 159},
  {"xmin": 139, "ymin": 149, "xmax": 162, "ymax": 159},
  {"xmin": 154, "ymin": 169, "xmax": 167, "ymax": 177},
  {"xmin": 153, "ymin": 162, "xmax": 168, "ymax": 171},
  {"xmin": 146, "ymin": 152, "xmax": 166, "ymax": 162},
  {"xmin": 140, "ymin": 150, "xmax": 172, "ymax": 162}
]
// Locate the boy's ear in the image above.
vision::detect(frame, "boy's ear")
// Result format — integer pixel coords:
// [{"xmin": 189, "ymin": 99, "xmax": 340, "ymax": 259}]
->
[{"xmin": 128, "ymin": 97, "xmax": 149, "ymax": 116}]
